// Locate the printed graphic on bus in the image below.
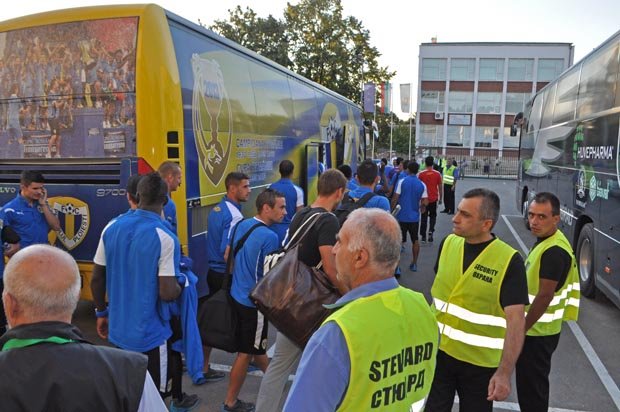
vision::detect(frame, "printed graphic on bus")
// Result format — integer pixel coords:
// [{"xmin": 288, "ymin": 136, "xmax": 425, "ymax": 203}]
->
[{"xmin": 0, "ymin": 17, "xmax": 138, "ymax": 159}]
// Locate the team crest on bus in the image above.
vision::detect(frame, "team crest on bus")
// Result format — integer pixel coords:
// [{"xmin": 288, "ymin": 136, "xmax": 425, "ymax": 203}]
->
[
  {"xmin": 191, "ymin": 54, "xmax": 232, "ymax": 186},
  {"xmin": 48, "ymin": 197, "xmax": 90, "ymax": 250}
]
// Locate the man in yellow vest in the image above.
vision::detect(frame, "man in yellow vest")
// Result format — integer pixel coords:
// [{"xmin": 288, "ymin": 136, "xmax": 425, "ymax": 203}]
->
[
  {"xmin": 427, "ymin": 188, "xmax": 528, "ymax": 411},
  {"xmin": 516, "ymin": 192, "xmax": 580, "ymax": 411},
  {"xmin": 440, "ymin": 159, "xmax": 458, "ymax": 215},
  {"xmin": 283, "ymin": 208, "xmax": 438, "ymax": 412}
]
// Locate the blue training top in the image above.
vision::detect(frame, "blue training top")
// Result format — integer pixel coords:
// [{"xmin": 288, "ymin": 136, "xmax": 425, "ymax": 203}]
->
[
  {"xmin": 163, "ymin": 194, "xmax": 177, "ymax": 235},
  {"xmin": 206, "ymin": 195, "xmax": 243, "ymax": 274},
  {"xmin": 0, "ymin": 195, "xmax": 51, "ymax": 249},
  {"xmin": 230, "ymin": 217, "xmax": 280, "ymax": 308},
  {"xmin": 396, "ymin": 175, "xmax": 427, "ymax": 223},
  {"xmin": 269, "ymin": 178, "xmax": 304, "ymax": 244},
  {"xmin": 347, "ymin": 186, "xmax": 390, "ymax": 212},
  {"xmin": 93, "ymin": 209, "xmax": 180, "ymax": 352}
]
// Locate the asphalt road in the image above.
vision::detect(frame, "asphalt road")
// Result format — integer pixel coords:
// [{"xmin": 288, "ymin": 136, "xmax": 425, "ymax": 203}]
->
[{"xmin": 73, "ymin": 177, "xmax": 620, "ymax": 412}]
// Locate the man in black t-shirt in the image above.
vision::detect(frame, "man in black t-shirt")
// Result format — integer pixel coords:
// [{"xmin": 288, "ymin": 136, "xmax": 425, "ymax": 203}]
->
[
  {"xmin": 256, "ymin": 169, "xmax": 347, "ymax": 412},
  {"xmin": 516, "ymin": 192, "xmax": 578, "ymax": 412},
  {"xmin": 427, "ymin": 188, "xmax": 528, "ymax": 412}
]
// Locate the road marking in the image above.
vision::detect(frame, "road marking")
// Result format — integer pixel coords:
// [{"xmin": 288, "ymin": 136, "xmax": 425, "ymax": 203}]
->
[
  {"xmin": 502, "ymin": 214, "xmax": 620, "ymax": 411},
  {"xmin": 455, "ymin": 396, "xmax": 590, "ymax": 411}
]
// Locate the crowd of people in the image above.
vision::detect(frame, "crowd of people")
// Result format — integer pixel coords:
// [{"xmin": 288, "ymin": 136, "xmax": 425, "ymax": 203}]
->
[
  {"xmin": 0, "ymin": 157, "xmax": 580, "ymax": 412},
  {"xmin": 0, "ymin": 19, "xmax": 137, "ymax": 158}
]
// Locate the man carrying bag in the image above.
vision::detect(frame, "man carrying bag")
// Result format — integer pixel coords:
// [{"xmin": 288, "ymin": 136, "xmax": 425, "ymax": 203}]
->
[{"xmin": 255, "ymin": 169, "xmax": 348, "ymax": 412}]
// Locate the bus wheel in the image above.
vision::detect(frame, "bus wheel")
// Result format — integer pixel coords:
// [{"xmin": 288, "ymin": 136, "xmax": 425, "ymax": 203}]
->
[{"xmin": 576, "ymin": 223, "xmax": 596, "ymax": 298}]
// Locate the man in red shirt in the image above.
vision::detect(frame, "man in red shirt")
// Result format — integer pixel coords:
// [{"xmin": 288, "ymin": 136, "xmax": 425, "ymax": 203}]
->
[{"xmin": 418, "ymin": 156, "xmax": 443, "ymax": 242}]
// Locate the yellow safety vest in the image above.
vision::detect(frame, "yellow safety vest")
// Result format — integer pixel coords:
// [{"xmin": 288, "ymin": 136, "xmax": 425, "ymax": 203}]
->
[
  {"xmin": 443, "ymin": 165, "xmax": 456, "ymax": 185},
  {"xmin": 431, "ymin": 234, "xmax": 517, "ymax": 368},
  {"xmin": 525, "ymin": 230, "xmax": 580, "ymax": 336},
  {"xmin": 324, "ymin": 287, "xmax": 438, "ymax": 412}
]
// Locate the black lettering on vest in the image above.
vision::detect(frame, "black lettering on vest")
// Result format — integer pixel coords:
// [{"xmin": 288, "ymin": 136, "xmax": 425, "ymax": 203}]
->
[
  {"xmin": 381, "ymin": 358, "xmax": 390, "ymax": 379},
  {"xmin": 415, "ymin": 370, "xmax": 425, "ymax": 391},
  {"xmin": 390, "ymin": 354, "xmax": 398, "ymax": 377},
  {"xmin": 407, "ymin": 372, "xmax": 417, "ymax": 392},
  {"xmin": 371, "ymin": 390, "xmax": 381, "ymax": 408},
  {"xmin": 395, "ymin": 381, "xmax": 406, "ymax": 402},
  {"xmin": 369, "ymin": 361, "xmax": 381, "ymax": 382},
  {"xmin": 423, "ymin": 342, "xmax": 433, "ymax": 361},
  {"xmin": 414, "ymin": 344, "xmax": 423, "ymax": 364},
  {"xmin": 382, "ymin": 387, "xmax": 391, "ymax": 406},
  {"xmin": 404, "ymin": 346, "xmax": 413, "ymax": 367}
]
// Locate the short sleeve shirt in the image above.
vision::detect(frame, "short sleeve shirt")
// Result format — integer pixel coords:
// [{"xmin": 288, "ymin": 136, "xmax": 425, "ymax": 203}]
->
[
  {"xmin": 395, "ymin": 176, "xmax": 428, "ymax": 223},
  {"xmin": 0, "ymin": 195, "xmax": 51, "ymax": 248},
  {"xmin": 93, "ymin": 209, "xmax": 179, "ymax": 352},
  {"xmin": 287, "ymin": 207, "xmax": 339, "ymax": 267},
  {"xmin": 206, "ymin": 196, "xmax": 243, "ymax": 273}
]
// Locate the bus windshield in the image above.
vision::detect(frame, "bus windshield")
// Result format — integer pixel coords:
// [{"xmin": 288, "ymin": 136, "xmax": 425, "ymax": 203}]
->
[{"xmin": 0, "ymin": 17, "xmax": 138, "ymax": 159}]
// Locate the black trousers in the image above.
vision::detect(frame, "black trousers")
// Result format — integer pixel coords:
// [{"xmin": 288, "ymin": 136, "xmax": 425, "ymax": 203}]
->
[
  {"xmin": 516, "ymin": 333, "xmax": 561, "ymax": 412},
  {"xmin": 420, "ymin": 201, "xmax": 438, "ymax": 236},
  {"xmin": 426, "ymin": 350, "xmax": 496, "ymax": 412},
  {"xmin": 144, "ymin": 339, "xmax": 184, "ymax": 400},
  {"xmin": 443, "ymin": 184, "xmax": 455, "ymax": 213}
]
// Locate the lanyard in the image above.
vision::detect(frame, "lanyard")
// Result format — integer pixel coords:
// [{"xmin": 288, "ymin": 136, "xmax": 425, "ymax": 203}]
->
[{"xmin": 1, "ymin": 336, "xmax": 76, "ymax": 351}]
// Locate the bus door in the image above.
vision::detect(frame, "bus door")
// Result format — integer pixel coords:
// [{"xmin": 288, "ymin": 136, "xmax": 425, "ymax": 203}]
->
[{"xmin": 303, "ymin": 144, "xmax": 320, "ymax": 205}]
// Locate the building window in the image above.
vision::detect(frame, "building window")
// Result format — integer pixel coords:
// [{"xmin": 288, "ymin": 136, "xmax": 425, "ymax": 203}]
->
[
  {"xmin": 448, "ymin": 91, "xmax": 473, "ymax": 113},
  {"xmin": 477, "ymin": 92, "xmax": 502, "ymax": 114},
  {"xmin": 479, "ymin": 59, "xmax": 504, "ymax": 81},
  {"xmin": 474, "ymin": 127, "xmax": 499, "ymax": 148},
  {"xmin": 422, "ymin": 59, "xmax": 447, "ymax": 81},
  {"xmin": 450, "ymin": 58, "xmax": 475, "ymax": 81},
  {"xmin": 505, "ymin": 92, "xmax": 531, "ymax": 114},
  {"xmin": 537, "ymin": 59, "xmax": 564, "ymax": 82},
  {"xmin": 503, "ymin": 126, "xmax": 519, "ymax": 148},
  {"xmin": 418, "ymin": 125, "xmax": 444, "ymax": 146},
  {"xmin": 508, "ymin": 59, "xmax": 534, "ymax": 81},
  {"xmin": 447, "ymin": 126, "xmax": 471, "ymax": 147},
  {"xmin": 420, "ymin": 91, "xmax": 445, "ymax": 112}
]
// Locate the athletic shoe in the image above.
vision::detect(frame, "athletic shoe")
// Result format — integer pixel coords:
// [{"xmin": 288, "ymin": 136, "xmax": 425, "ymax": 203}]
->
[
  {"xmin": 247, "ymin": 362, "xmax": 260, "ymax": 373},
  {"xmin": 221, "ymin": 399, "xmax": 255, "ymax": 412},
  {"xmin": 400, "ymin": 244, "xmax": 405, "ymax": 253},
  {"xmin": 428, "ymin": 233, "xmax": 434, "ymax": 243},
  {"xmin": 420, "ymin": 236, "xmax": 426, "ymax": 243},
  {"xmin": 170, "ymin": 393, "xmax": 200, "ymax": 412},
  {"xmin": 440, "ymin": 209, "xmax": 449, "ymax": 214},
  {"xmin": 194, "ymin": 366, "xmax": 225, "ymax": 385},
  {"xmin": 409, "ymin": 263, "xmax": 417, "ymax": 272}
]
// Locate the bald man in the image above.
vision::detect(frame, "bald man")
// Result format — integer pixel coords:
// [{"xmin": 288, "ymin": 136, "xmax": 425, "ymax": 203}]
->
[
  {"xmin": 284, "ymin": 209, "xmax": 438, "ymax": 411},
  {"xmin": 0, "ymin": 245, "xmax": 166, "ymax": 411}
]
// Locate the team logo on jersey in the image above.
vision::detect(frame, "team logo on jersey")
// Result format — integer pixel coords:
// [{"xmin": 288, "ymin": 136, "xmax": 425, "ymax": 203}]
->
[
  {"xmin": 48, "ymin": 197, "xmax": 90, "ymax": 250},
  {"xmin": 191, "ymin": 54, "xmax": 232, "ymax": 187}
]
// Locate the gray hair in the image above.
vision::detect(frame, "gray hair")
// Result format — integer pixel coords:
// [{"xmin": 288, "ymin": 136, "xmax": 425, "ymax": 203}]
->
[
  {"xmin": 344, "ymin": 208, "xmax": 401, "ymax": 271},
  {"xmin": 3, "ymin": 245, "xmax": 81, "ymax": 319}
]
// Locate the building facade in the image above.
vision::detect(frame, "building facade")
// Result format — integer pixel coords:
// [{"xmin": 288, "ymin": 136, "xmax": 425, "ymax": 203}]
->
[{"xmin": 416, "ymin": 42, "xmax": 574, "ymax": 157}]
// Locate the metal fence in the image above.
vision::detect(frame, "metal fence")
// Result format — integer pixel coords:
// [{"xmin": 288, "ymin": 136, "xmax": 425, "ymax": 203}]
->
[{"xmin": 376, "ymin": 147, "xmax": 519, "ymax": 179}]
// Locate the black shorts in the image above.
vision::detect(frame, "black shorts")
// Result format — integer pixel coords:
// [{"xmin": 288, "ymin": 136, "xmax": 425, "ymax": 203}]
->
[
  {"xmin": 400, "ymin": 221, "xmax": 420, "ymax": 243},
  {"xmin": 207, "ymin": 269, "xmax": 228, "ymax": 299},
  {"xmin": 233, "ymin": 299, "xmax": 268, "ymax": 355}
]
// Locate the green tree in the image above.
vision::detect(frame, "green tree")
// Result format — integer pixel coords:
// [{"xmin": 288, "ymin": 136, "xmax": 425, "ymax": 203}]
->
[
  {"xmin": 210, "ymin": 6, "xmax": 292, "ymax": 68},
  {"xmin": 209, "ymin": 0, "xmax": 393, "ymax": 104}
]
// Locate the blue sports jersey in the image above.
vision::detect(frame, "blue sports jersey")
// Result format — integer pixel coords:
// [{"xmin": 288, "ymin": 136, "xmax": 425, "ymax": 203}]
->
[
  {"xmin": 269, "ymin": 178, "xmax": 303, "ymax": 243},
  {"xmin": 206, "ymin": 196, "xmax": 243, "ymax": 273},
  {"xmin": 93, "ymin": 209, "xmax": 180, "ymax": 352},
  {"xmin": 230, "ymin": 217, "xmax": 279, "ymax": 308},
  {"xmin": 0, "ymin": 195, "xmax": 51, "ymax": 248},
  {"xmin": 396, "ymin": 175, "xmax": 427, "ymax": 223},
  {"xmin": 347, "ymin": 187, "xmax": 390, "ymax": 212},
  {"xmin": 163, "ymin": 194, "xmax": 177, "ymax": 235},
  {"xmin": 347, "ymin": 179, "xmax": 359, "ymax": 192}
]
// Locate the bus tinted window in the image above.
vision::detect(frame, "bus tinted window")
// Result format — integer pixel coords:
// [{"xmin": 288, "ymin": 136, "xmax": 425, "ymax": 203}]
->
[
  {"xmin": 0, "ymin": 18, "xmax": 138, "ymax": 159},
  {"xmin": 527, "ymin": 93, "xmax": 543, "ymax": 134},
  {"xmin": 577, "ymin": 41, "xmax": 619, "ymax": 118},
  {"xmin": 540, "ymin": 83, "xmax": 556, "ymax": 129},
  {"xmin": 552, "ymin": 65, "xmax": 580, "ymax": 125}
]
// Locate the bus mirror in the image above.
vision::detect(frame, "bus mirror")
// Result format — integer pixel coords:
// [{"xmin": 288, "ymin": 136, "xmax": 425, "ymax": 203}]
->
[{"xmin": 510, "ymin": 112, "xmax": 524, "ymax": 137}]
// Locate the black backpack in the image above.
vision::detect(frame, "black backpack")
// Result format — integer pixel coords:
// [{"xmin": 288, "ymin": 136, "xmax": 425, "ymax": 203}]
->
[{"xmin": 334, "ymin": 191, "xmax": 376, "ymax": 226}]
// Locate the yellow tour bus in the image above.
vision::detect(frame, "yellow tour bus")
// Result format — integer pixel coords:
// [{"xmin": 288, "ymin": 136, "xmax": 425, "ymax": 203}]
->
[{"xmin": 0, "ymin": 4, "xmax": 365, "ymax": 298}]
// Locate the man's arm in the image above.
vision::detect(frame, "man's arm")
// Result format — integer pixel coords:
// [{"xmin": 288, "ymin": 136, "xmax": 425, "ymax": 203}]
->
[
  {"xmin": 157, "ymin": 230, "xmax": 182, "ymax": 301},
  {"xmin": 487, "ymin": 304, "xmax": 525, "ymax": 401},
  {"xmin": 91, "ymin": 263, "xmax": 109, "ymax": 339},
  {"xmin": 39, "ymin": 189, "xmax": 61, "ymax": 231},
  {"xmin": 525, "ymin": 278, "xmax": 558, "ymax": 331},
  {"xmin": 319, "ymin": 245, "xmax": 345, "ymax": 294},
  {"xmin": 159, "ymin": 276, "xmax": 181, "ymax": 301}
]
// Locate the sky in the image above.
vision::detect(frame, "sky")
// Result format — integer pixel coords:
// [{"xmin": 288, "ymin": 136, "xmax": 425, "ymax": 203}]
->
[{"xmin": 2, "ymin": 0, "xmax": 620, "ymax": 119}]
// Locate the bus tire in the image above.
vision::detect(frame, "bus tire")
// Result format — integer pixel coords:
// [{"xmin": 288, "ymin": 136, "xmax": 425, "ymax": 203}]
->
[
  {"xmin": 522, "ymin": 200, "xmax": 530, "ymax": 230},
  {"xmin": 576, "ymin": 223, "xmax": 596, "ymax": 298}
]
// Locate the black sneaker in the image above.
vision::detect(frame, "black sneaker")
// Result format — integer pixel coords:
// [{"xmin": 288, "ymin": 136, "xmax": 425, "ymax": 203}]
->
[
  {"xmin": 221, "ymin": 399, "xmax": 255, "ymax": 412},
  {"xmin": 202, "ymin": 366, "xmax": 225, "ymax": 382},
  {"xmin": 428, "ymin": 233, "xmax": 434, "ymax": 243},
  {"xmin": 170, "ymin": 393, "xmax": 200, "ymax": 412},
  {"xmin": 420, "ymin": 236, "xmax": 427, "ymax": 243}
]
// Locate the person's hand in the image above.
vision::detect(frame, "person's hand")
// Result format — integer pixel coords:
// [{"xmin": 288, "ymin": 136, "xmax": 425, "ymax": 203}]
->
[
  {"xmin": 38, "ymin": 187, "xmax": 48, "ymax": 205},
  {"xmin": 487, "ymin": 370, "xmax": 511, "ymax": 401},
  {"xmin": 96, "ymin": 317, "xmax": 109, "ymax": 340}
]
